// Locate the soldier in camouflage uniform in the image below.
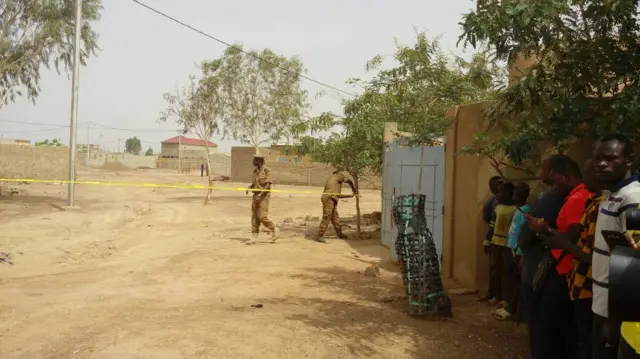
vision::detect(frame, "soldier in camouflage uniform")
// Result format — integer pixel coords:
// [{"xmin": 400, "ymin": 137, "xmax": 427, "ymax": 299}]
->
[
  {"xmin": 246, "ymin": 154, "xmax": 278, "ymax": 245},
  {"xmin": 316, "ymin": 171, "xmax": 357, "ymax": 243}
]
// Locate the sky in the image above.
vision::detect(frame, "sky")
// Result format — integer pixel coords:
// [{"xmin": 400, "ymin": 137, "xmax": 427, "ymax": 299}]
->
[{"xmin": 1, "ymin": 0, "xmax": 476, "ymax": 154}]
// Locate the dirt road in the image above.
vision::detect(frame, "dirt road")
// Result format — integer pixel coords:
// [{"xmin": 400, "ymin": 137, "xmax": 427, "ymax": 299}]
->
[{"xmin": 0, "ymin": 169, "xmax": 528, "ymax": 359}]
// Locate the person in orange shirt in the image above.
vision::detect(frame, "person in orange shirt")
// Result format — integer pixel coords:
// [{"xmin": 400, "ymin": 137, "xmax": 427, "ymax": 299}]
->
[{"xmin": 527, "ymin": 155, "xmax": 591, "ymax": 358}]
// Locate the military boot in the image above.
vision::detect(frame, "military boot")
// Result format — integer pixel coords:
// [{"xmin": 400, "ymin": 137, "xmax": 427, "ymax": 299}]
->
[
  {"xmin": 246, "ymin": 233, "xmax": 258, "ymax": 245},
  {"xmin": 271, "ymin": 227, "xmax": 279, "ymax": 242},
  {"xmin": 315, "ymin": 234, "xmax": 328, "ymax": 243}
]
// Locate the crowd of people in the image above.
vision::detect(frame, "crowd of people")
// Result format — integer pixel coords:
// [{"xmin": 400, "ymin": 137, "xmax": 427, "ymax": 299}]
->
[{"xmin": 480, "ymin": 133, "xmax": 640, "ymax": 359}]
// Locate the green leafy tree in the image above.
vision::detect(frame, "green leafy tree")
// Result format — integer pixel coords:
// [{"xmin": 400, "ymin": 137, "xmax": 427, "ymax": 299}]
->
[
  {"xmin": 0, "ymin": 0, "xmax": 103, "ymax": 109},
  {"xmin": 200, "ymin": 45, "xmax": 308, "ymax": 153},
  {"xmin": 35, "ymin": 138, "xmax": 64, "ymax": 147},
  {"xmin": 458, "ymin": 0, "xmax": 640, "ymax": 174},
  {"xmin": 144, "ymin": 147, "xmax": 154, "ymax": 156},
  {"xmin": 124, "ymin": 136, "xmax": 141, "ymax": 155},
  {"xmin": 293, "ymin": 31, "xmax": 505, "ymax": 181},
  {"xmin": 160, "ymin": 75, "xmax": 223, "ymax": 205},
  {"xmin": 355, "ymin": 31, "xmax": 505, "ymax": 151}
]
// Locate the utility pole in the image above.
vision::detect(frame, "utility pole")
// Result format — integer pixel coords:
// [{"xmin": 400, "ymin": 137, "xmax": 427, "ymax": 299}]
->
[
  {"xmin": 66, "ymin": 0, "xmax": 82, "ymax": 207},
  {"xmin": 178, "ymin": 133, "xmax": 181, "ymax": 171},
  {"xmin": 118, "ymin": 138, "xmax": 121, "ymax": 153},
  {"xmin": 85, "ymin": 122, "xmax": 90, "ymax": 167}
]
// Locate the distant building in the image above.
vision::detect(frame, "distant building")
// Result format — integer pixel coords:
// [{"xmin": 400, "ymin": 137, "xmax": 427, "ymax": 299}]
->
[
  {"xmin": 77, "ymin": 144, "xmax": 103, "ymax": 153},
  {"xmin": 0, "ymin": 139, "xmax": 30, "ymax": 146},
  {"xmin": 160, "ymin": 136, "xmax": 217, "ymax": 159}
]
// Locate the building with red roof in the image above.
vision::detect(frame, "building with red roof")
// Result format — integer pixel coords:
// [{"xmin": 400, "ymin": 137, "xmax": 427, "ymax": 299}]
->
[{"xmin": 160, "ymin": 135, "xmax": 218, "ymax": 159}]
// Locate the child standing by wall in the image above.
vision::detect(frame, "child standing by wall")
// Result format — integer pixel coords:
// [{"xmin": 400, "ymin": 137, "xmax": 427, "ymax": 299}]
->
[
  {"xmin": 495, "ymin": 183, "xmax": 531, "ymax": 320},
  {"xmin": 485, "ymin": 182, "xmax": 517, "ymax": 308}
]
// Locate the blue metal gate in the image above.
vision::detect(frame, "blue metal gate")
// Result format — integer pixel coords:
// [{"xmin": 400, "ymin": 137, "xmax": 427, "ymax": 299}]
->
[{"xmin": 381, "ymin": 140, "xmax": 445, "ymax": 261}]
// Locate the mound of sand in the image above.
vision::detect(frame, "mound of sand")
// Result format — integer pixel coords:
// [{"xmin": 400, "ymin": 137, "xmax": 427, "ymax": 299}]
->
[{"xmin": 99, "ymin": 161, "xmax": 132, "ymax": 171}]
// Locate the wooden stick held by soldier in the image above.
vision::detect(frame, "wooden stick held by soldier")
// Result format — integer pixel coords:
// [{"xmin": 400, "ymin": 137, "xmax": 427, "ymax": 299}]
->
[
  {"xmin": 316, "ymin": 170, "xmax": 357, "ymax": 243},
  {"xmin": 246, "ymin": 154, "xmax": 279, "ymax": 245}
]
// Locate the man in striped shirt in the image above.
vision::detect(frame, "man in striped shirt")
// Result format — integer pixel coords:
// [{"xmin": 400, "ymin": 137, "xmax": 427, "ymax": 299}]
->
[{"xmin": 591, "ymin": 134, "xmax": 640, "ymax": 359}]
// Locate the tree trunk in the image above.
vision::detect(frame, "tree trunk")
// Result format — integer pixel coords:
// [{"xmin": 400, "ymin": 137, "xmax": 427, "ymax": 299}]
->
[
  {"xmin": 204, "ymin": 143, "xmax": 213, "ymax": 205},
  {"xmin": 354, "ymin": 173, "xmax": 361, "ymax": 238}
]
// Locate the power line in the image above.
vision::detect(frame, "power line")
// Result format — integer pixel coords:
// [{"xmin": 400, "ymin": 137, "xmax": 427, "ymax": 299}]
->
[
  {"xmin": 0, "ymin": 125, "xmax": 72, "ymax": 133},
  {"xmin": 0, "ymin": 119, "xmax": 89, "ymax": 127},
  {"xmin": 131, "ymin": 0, "xmax": 358, "ymax": 98},
  {"xmin": 87, "ymin": 122, "xmax": 181, "ymax": 132},
  {"xmin": 0, "ymin": 119, "xmax": 181, "ymax": 133}
]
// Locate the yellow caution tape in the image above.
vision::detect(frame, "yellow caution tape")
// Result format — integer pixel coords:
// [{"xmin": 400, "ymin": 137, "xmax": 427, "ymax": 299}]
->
[{"xmin": 0, "ymin": 178, "xmax": 341, "ymax": 195}]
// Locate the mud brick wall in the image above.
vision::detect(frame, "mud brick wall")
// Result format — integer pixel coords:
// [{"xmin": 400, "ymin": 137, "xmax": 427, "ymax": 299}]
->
[
  {"xmin": 84, "ymin": 152, "xmax": 158, "ymax": 169},
  {"xmin": 157, "ymin": 154, "xmax": 231, "ymax": 175},
  {"xmin": 230, "ymin": 146, "xmax": 381, "ymax": 189},
  {"xmin": 0, "ymin": 145, "xmax": 78, "ymax": 180}
]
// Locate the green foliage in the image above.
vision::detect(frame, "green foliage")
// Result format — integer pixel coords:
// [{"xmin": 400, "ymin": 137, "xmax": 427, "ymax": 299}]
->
[
  {"xmin": 295, "ymin": 31, "xmax": 505, "ymax": 177},
  {"xmin": 144, "ymin": 147, "xmax": 154, "ymax": 156},
  {"xmin": 124, "ymin": 136, "xmax": 141, "ymax": 155},
  {"xmin": 200, "ymin": 45, "xmax": 309, "ymax": 150},
  {"xmin": 458, "ymin": 0, "xmax": 640, "ymax": 167},
  {"xmin": 0, "ymin": 0, "xmax": 103, "ymax": 107},
  {"xmin": 35, "ymin": 138, "xmax": 63, "ymax": 147},
  {"xmin": 160, "ymin": 75, "xmax": 221, "ymax": 145},
  {"xmin": 356, "ymin": 31, "xmax": 505, "ymax": 147}
]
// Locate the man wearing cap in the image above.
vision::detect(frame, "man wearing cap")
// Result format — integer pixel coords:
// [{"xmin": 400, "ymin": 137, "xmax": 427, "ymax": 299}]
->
[
  {"xmin": 246, "ymin": 154, "xmax": 278, "ymax": 244},
  {"xmin": 316, "ymin": 170, "xmax": 357, "ymax": 243}
]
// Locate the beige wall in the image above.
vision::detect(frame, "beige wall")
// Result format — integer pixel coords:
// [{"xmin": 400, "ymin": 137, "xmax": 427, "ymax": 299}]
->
[
  {"xmin": 269, "ymin": 145, "xmax": 313, "ymax": 163},
  {"xmin": 442, "ymin": 102, "xmax": 597, "ymax": 291},
  {"xmin": 230, "ymin": 146, "xmax": 381, "ymax": 189},
  {"xmin": 0, "ymin": 145, "xmax": 78, "ymax": 180},
  {"xmin": 157, "ymin": 154, "xmax": 231, "ymax": 175},
  {"xmin": 509, "ymin": 53, "xmax": 538, "ymax": 86},
  {"xmin": 81, "ymin": 151, "xmax": 158, "ymax": 169}
]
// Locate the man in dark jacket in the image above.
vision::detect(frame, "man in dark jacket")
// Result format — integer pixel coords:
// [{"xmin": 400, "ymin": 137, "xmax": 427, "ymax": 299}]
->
[
  {"xmin": 479, "ymin": 175, "xmax": 504, "ymax": 302},
  {"xmin": 520, "ymin": 155, "xmax": 574, "ymax": 359}
]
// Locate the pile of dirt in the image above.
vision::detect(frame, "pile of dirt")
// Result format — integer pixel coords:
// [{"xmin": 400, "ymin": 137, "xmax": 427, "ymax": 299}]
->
[{"xmin": 99, "ymin": 162, "xmax": 132, "ymax": 172}]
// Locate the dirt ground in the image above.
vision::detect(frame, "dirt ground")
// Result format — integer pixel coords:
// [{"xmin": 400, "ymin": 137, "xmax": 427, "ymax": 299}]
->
[{"xmin": 0, "ymin": 169, "xmax": 529, "ymax": 359}]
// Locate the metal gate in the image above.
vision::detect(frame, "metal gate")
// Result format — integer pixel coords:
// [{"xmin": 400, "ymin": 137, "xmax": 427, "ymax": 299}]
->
[{"xmin": 381, "ymin": 140, "xmax": 445, "ymax": 262}]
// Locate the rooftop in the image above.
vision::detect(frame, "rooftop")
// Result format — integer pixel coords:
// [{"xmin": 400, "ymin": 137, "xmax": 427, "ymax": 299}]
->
[{"xmin": 161, "ymin": 136, "xmax": 217, "ymax": 147}]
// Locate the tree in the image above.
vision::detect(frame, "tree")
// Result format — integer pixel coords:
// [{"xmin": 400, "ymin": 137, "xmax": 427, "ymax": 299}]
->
[
  {"xmin": 124, "ymin": 136, "xmax": 141, "ymax": 155},
  {"xmin": 356, "ymin": 31, "xmax": 505, "ymax": 151},
  {"xmin": 144, "ymin": 147, "xmax": 154, "ymax": 156},
  {"xmin": 292, "ymin": 31, "xmax": 506, "ymax": 234},
  {"xmin": 458, "ymin": 0, "xmax": 640, "ymax": 173},
  {"xmin": 294, "ymin": 31, "xmax": 505, "ymax": 178},
  {"xmin": 200, "ymin": 45, "xmax": 308, "ymax": 154},
  {"xmin": 35, "ymin": 138, "xmax": 63, "ymax": 147},
  {"xmin": 0, "ymin": 0, "xmax": 103, "ymax": 110},
  {"xmin": 160, "ymin": 75, "xmax": 222, "ymax": 205}
]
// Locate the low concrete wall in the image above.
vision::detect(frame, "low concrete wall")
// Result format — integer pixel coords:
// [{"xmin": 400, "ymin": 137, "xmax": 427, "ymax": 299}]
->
[
  {"xmin": 157, "ymin": 154, "xmax": 231, "ymax": 176},
  {"xmin": 83, "ymin": 152, "xmax": 158, "ymax": 169},
  {"xmin": 0, "ymin": 145, "xmax": 78, "ymax": 180},
  {"xmin": 230, "ymin": 146, "xmax": 381, "ymax": 189}
]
